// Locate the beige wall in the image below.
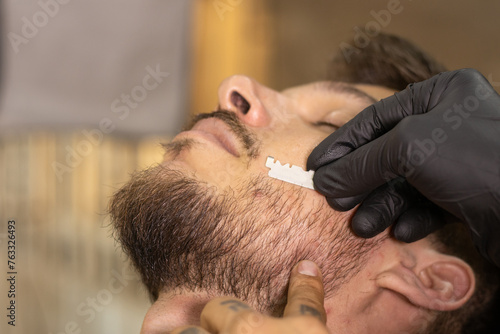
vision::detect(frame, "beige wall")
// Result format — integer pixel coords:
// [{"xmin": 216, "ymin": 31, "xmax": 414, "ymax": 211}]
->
[
  {"xmin": 189, "ymin": 0, "xmax": 273, "ymax": 115},
  {"xmin": 189, "ymin": 0, "xmax": 500, "ymax": 116}
]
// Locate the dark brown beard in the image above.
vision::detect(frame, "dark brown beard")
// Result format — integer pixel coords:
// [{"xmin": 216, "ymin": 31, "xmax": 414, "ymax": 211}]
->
[{"xmin": 109, "ymin": 163, "xmax": 384, "ymax": 316}]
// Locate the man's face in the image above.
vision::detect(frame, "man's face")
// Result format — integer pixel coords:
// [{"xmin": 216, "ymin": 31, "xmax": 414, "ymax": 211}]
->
[
  {"xmin": 110, "ymin": 75, "xmax": 396, "ymax": 316},
  {"xmin": 164, "ymin": 75, "xmax": 394, "ymax": 192}
]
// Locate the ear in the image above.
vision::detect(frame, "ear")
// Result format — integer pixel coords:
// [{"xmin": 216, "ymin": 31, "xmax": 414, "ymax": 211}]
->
[{"xmin": 375, "ymin": 251, "xmax": 475, "ymax": 311}]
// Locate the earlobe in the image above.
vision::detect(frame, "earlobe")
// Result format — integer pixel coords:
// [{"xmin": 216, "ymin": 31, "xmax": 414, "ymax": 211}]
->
[{"xmin": 376, "ymin": 256, "xmax": 475, "ymax": 312}]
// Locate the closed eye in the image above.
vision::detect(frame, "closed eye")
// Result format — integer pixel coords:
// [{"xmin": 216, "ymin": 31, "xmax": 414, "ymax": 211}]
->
[{"xmin": 313, "ymin": 121, "xmax": 339, "ymax": 131}]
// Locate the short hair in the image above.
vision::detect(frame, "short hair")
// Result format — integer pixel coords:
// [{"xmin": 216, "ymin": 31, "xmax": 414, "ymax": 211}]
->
[
  {"xmin": 328, "ymin": 31, "xmax": 447, "ymax": 91},
  {"xmin": 329, "ymin": 30, "xmax": 500, "ymax": 334}
]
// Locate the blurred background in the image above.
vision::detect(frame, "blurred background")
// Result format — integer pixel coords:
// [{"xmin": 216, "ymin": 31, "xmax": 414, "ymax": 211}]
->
[{"xmin": 1, "ymin": 0, "xmax": 499, "ymax": 333}]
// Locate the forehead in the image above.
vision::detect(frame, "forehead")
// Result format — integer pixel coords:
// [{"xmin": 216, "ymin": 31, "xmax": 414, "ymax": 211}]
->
[{"xmin": 281, "ymin": 81, "xmax": 396, "ymax": 102}]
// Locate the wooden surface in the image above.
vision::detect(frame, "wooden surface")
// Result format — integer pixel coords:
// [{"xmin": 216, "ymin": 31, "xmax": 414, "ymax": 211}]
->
[{"xmin": 0, "ymin": 133, "xmax": 166, "ymax": 334}]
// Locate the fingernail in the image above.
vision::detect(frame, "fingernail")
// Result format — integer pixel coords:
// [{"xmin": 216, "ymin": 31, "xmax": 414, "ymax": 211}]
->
[{"xmin": 298, "ymin": 260, "xmax": 319, "ymax": 277}]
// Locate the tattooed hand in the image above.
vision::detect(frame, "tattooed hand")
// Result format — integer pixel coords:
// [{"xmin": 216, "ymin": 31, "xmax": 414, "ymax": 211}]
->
[{"xmin": 171, "ymin": 260, "xmax": 329, "ymax": 334}]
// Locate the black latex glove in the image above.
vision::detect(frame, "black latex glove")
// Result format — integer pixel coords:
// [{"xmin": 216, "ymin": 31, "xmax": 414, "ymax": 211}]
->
[{"xmin": 307, "ymin": 69, "xmax": 500, "ymax": 267}]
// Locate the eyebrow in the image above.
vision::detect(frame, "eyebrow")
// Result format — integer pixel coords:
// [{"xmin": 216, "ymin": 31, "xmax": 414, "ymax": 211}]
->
[{"xmin": 315, "ymin": 81, "xmax": 377, "ymax": 105}]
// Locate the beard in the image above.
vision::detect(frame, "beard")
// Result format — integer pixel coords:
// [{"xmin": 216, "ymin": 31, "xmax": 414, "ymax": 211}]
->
[{"xmin": 109, "ymin": 162, "xmax": 384, "ymax": 316}]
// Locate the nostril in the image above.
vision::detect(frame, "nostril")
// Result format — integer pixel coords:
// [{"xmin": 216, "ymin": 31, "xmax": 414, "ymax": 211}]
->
[{"xmin": 230, "ymin": 91, "xmax": 250, "ymax": 115}]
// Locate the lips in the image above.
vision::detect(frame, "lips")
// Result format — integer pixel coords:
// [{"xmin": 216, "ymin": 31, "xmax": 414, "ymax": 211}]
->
[{"xmin": 179, "ymin": 118, "xmax": 241, "ymax": 157}]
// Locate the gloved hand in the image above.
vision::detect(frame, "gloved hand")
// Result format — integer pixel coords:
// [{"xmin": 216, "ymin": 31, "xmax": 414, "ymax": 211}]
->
[{"xmin": 307, "ymin": 69, "xmax": 500, "ymax": 267}]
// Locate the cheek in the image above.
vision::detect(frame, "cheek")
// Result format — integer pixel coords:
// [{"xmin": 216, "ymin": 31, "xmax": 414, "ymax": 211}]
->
[
  {"xmin": 299, "ymin": 192, "xmax": 355, "ymax": 226},
  {"xmin": 172, "ymin": 148, "xmax": 250, "ymax": 189},
  {"xmin": 261, "ymin": 131, "xmax": 327, "ymax": 168}
]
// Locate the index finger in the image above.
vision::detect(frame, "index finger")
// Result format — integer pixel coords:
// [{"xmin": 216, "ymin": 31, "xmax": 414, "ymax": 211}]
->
[
  {"xmin": 200, "ymin": 297, "xmax": 264, "ymax": 333},
  {"xmin": 284, "ymin": 260, "xmax": 326, "ymax": 324}
]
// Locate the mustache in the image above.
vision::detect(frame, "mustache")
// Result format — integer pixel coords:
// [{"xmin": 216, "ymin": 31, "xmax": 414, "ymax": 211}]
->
[{"xmin": 187, "ymin": 109, "xmax": 261, "ymax": 159}]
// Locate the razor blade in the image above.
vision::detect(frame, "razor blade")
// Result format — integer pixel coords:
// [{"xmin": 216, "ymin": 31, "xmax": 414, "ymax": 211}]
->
[{"xmin": 265, "ymin": 156, "xmax": 315, "ymax": 190}]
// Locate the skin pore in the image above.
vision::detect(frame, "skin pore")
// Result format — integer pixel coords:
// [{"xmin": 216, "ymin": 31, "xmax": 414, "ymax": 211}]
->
[{"xmin": 109, "ymin": 75, "xmax": 475, "ymax": 334}]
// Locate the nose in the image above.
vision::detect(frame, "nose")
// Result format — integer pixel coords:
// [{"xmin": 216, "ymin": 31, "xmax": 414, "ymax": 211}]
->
[{"xmin": 217, "ymin": 75, "xmax": 271, "ymax": 127}]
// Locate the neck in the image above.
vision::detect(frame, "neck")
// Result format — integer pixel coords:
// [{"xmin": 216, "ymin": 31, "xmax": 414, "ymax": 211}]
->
[{"xmin": 140, "ymin": 291, "xmax": 212, "ymax": 334}]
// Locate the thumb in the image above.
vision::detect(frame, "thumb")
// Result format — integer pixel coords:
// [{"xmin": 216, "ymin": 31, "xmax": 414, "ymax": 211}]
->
[{"xmin": 283, "ymin": 260, "xmax": 326, "ymax": 324}]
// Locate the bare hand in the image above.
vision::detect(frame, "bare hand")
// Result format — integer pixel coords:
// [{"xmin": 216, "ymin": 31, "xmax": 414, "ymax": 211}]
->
[{"xmin": 171, "ymin": 260, "xmax": 329, "ymax": 334}]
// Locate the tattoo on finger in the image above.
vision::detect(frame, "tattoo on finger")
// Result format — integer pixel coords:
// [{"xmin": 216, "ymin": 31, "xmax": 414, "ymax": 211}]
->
[
  {"xmin": 179, "ymin": 328, "xmax": 202, "ymax": 334},
  {"xmin": 221, "ymin": 299, "xmax": 251, "ymax": 312},
  {"xmin": 300, "ymin": 304, "xmax": 322, "ymax": 319}
]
